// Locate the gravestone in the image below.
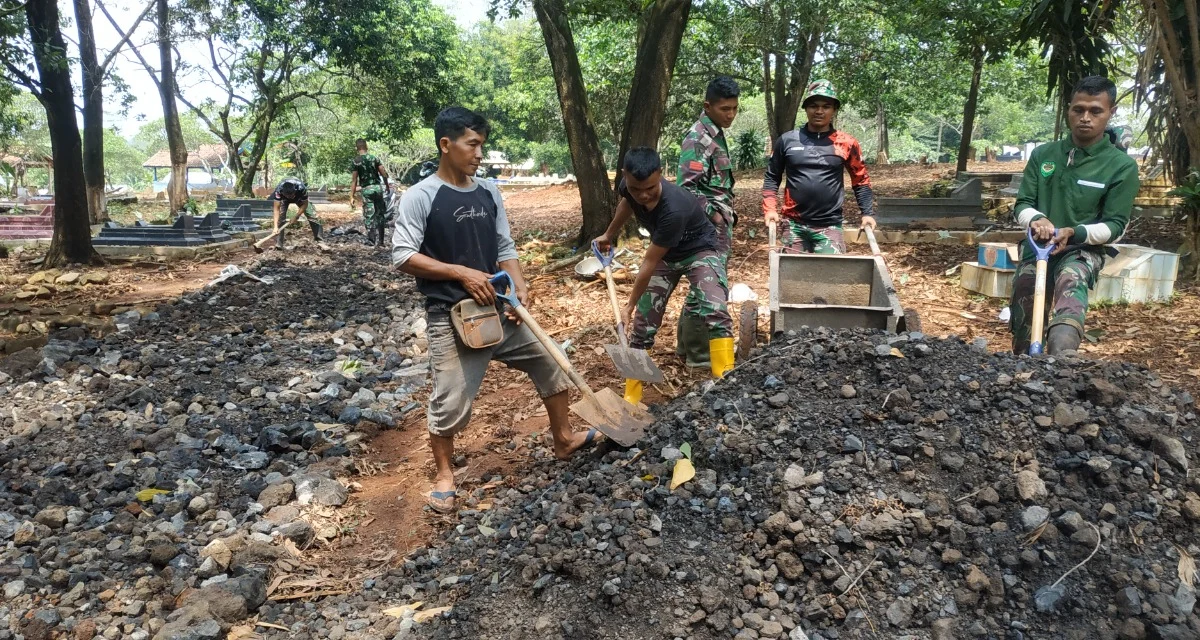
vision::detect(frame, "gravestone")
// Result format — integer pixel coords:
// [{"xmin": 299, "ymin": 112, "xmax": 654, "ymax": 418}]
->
[
  {"xmin": 215, "ymin": 197, "xmax": 274, "ymax": 219},
  {"xmin": 93, "ymin": 213, "xmax": 232, "ymax": 247},
  {"xmin": 999, "ymin": 174, "xmax": 1023, "ymax": 198},
  {"xmin": 877, "ymin": 178, "xmax": 987, "ymax": 230},
  {"xmin": 0, "ymin": 205, "xmax": 53, "ymax": 240},
  {"xmin": 218, "ymin": 204, "xmax": 261, "ymax": 232}
]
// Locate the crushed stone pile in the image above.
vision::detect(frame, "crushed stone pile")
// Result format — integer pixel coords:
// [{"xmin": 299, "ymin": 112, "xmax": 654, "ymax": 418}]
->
[
  {"xmin": 385, "ymin": 329, "xmax": 1199, "ymax": 640},
  {"xmin": 0, "ymin": 243, "xmax": 431, "ymax": 640}
]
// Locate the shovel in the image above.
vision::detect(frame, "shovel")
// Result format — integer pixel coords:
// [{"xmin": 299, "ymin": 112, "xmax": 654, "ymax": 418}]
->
[
  {"xmin": 592, "ymin": 242, "xmax": 664, "ymax": 383},
  {"xmin": 1026, "ymin": 225, "xmax": 1056, "ymax": 355},
  {"xmin": 252, "ymin": 215, "xmax": 300, "ymax": 254},
  {"xmin": 489, "ymin": 271, "xmax": 653, "ymax": 447}
]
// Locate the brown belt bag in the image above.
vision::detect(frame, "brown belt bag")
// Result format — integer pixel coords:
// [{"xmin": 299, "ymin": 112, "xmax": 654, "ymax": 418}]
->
[{"xmin": 450, "ymin": 298, "xmax": 504, "ymax": 349}]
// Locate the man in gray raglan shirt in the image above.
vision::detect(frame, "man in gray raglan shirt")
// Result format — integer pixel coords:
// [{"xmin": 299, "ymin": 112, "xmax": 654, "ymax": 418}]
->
[{"xmin": 392, "ymin": 107, "xmax": 597, "ymax": 514}]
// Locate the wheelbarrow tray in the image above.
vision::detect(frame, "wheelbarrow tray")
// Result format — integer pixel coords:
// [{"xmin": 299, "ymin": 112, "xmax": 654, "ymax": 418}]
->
[{"xmin": 768, "ymin": 252, "xmax": 907, "ymax": 334}]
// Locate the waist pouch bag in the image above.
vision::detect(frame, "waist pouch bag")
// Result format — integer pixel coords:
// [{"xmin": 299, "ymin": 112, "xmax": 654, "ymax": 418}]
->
[{"xmin": 451, "ymin": 298, "xmax": 504, "ymax": 349}]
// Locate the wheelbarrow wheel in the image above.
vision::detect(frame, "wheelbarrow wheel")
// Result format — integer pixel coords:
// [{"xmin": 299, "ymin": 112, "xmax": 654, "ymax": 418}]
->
[
  {"xmin": 737, "ymin": 302, "xmax": 758, "ymax": 361},
  {"xmin": 900, "ymin": 307, "xmax": 922, "ymax": 334}
]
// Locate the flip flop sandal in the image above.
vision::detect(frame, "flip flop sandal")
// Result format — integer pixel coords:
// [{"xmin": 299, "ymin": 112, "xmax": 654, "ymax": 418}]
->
[{"xmin": 427, "ymin": 489, "xmax": 458, "ymax": 514}]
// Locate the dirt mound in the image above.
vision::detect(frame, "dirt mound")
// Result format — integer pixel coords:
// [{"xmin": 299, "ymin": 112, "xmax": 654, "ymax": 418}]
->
[{"xmin": 396, "ymin": 328, "xmax": 1198, "ymax": 640}]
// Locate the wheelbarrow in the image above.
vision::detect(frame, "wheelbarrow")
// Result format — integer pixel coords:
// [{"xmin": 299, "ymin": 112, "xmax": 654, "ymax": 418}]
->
[{"xmin": 767, "ymin": 227, "xmax": 919, "ymax": 334}]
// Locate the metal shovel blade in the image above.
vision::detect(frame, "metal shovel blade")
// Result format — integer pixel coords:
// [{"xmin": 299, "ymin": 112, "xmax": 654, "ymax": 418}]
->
[
  {"xmin": 603, "ymin": 343, "xmax": 665, "ymax": 383},
  {"xmin": 570, "ymin": 387, "xmax": 653, "ymax": 447}
]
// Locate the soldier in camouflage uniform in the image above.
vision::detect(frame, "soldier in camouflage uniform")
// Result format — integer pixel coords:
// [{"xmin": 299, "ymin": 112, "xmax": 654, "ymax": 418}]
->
[
  {"xmin": 675, "ymin": 76, "xmax": 740, "ymax": 368},
  {"xmin": 1009, "ymin": 76, "xmax": 1140, "ymax": 354},
  {"xmin": 592, "ymin": 147, "xmax": 734, "ymax": 405},
  {"xmin": 349, "ymin": 138, "xmax": 391, "ymax": 248}
]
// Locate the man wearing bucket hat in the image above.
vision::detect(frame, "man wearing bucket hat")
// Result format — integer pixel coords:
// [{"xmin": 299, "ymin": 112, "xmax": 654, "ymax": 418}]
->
[{"xmin": 762, "ymin": 79, "xmax": 876, "ymax": 254}]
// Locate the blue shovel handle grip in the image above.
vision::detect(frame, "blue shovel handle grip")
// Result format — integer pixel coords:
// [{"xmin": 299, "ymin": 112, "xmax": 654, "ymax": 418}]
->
[
  {"xmin": 1026, "ymin": 225, "xmax": 1056, "ymax": 261},
  {"xmin": 488, "ymin": 271, "xmax": 520, "ymax": 308},
  {"xmin": 591, "ymin": 240, "xmax": 614, "ymax": 267}
]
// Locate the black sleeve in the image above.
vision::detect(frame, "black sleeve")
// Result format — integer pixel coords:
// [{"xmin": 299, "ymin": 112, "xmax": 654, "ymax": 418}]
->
[{"xmin": 852, "ymin": 185, "xmax": 875, "ymax": 218}]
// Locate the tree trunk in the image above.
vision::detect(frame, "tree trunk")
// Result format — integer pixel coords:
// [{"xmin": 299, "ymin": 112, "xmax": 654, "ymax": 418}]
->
[
  {"xmin": 957, "ymin": 44, "xmax": 985, "ymax": 173},
  {"xmin": 533, "ymin": 0, "xmax": 616, "ymax": 246},
  {"xmin": 875, "ymin": 101, "xmax": 890, "ymax": 165},
  {"xmin": 615, "ymin": 0, "xmax": 692, "ymax": 183},
  {"xmin": 236, "ymin": 113, "xmax": 274, "ymax": 196},
  {"xmin": 770, "ymin": 30, "xmax": 820, "ymax": 138},
  {"xmin": 157, "ymin": 0, "xmax": 189, "ymax": 214},
  {"xmin": 26, "ymin": 0, "xmax": 98, "ymax": 266},
  {"xmin": 75, "ymin": 0, "xmax": 108, "ymax": 225}
]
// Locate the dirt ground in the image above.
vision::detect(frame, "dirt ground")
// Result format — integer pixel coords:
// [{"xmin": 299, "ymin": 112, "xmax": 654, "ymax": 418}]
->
[{"xmin": 3, "ymin": 163, "xmax": 1197, "ymax": 582}]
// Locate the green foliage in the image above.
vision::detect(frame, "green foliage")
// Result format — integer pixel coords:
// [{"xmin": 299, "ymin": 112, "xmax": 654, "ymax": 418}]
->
[
  {"xmin": 530, "ymin": 141, "xmax": 572, "ymax": 175},
  {"xmin": 732, "ymin": 129, "xmax": 765, "ymax": 170},
  {"xmin": 1017, "ymin": 0, "xmax": 1122, "ymax": 128},
  {"xmin": 1168, "ymin": 169, "xmax": 1200, "ymax": 214},
  {"xmin": 131, "ymin": 114, "xmax": 218, "ymax": 156},
  {"xmin": 103, "ymin": 129, "xmax": 152, "ymax": 188}
]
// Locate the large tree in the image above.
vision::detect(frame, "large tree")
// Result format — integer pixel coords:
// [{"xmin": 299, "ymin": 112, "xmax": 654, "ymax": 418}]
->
[
  {"xmin": 162, "ymin": 0, "xmax": 455, "ymax": 195},
  {"xmin": 1, "ymin": 0, "xmax": 97, "ymax": 266},
  {"xmin": 532, "ymin": 0, "xmax": 616, "ymax": 244},
  {"xmin": 1018, "ymin": 0, "xmax": 1122, "ymax": 137},
  {"xmin": 613, "ymin": 0, "xmax": 693, "ymax": 178},
  {"xmin": 75, "ymin": 0, "xmax": 151, "ymax": 224}
]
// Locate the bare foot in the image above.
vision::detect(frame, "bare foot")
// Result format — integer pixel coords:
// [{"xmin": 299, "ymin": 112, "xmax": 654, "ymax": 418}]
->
[{"xmin": 553, "ymin": 428, "xmax": 599, "ymax": 460}]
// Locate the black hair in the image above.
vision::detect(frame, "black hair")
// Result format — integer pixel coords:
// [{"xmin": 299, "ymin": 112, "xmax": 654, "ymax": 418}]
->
[
  {"xmin": 706, "ymin": 76, "xmax": 740, "ymax": 103},
  {"xmin": 1072, "ymin": 75, "xmax": 1117, "ymax": 106},
  {"xmin": 355, "ymin": 138, "xmax": 367, "ymax": 149},
  {"xmin": 622, "ymin": 147, "xmax": 661, "ymax": 180},
  {"xmin": 280, "ymin": 180, "xmax": 299, "ymax": 196},
  {"xmin": 434, "ymin": 107, "xmax": 491, "ymax": 152}
]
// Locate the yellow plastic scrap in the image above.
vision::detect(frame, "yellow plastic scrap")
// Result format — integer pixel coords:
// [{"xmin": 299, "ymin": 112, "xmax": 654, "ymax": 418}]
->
[{"xmin": 135, "ymin": 488, "xmax": 170, "ymax": 502}]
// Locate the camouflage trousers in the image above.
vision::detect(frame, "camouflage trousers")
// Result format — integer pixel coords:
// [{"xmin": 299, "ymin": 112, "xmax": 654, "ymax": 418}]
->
[
  {"xmin": 279, "ymin": 201, "xmax": 320, "ymax": 226},
  {"xmin": 631, "ymin": 249, "xmax": 732, "ymax": 350},
  {"xmin": 1009, "ymin": 250, "xmax": 1101, "ymax": 354},
  {"xmin": 782, "ymin": 221, "xmax": 845, "ymax": 254},
  {"xmin": 712, "ymin": 210, "xmax": 734, "ymax": 264},
  {"xmin": 360, "ymin": 184, "xmax": 387, "ymax": 228}
]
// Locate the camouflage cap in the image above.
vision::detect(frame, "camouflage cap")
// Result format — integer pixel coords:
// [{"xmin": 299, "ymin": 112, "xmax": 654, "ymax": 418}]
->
[{"xmin": 802, "ymin": 80, "xmax": 841, "ymax": 108}]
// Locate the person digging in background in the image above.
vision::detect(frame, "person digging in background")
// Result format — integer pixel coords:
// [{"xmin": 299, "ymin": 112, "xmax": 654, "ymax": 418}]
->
[
  {"xmin": 675, "ymin": 75, "xmax": 740, "ymax": 370},
  {"xmin": 1009, "ymin": 75, "xmax": 1140, "ymax": 355},
  {"xmin": 349, "ymin": 138, "xmax": 391, "ymax": 248},
  {"xmin": 762, "ymin": 79, "xmax": 877, "ymax": 254},
  {"xmin": 592, "ymin": 147, "xmax": 735, "ymax": 406},
  {"xmin": 271, "ymin": 177, "xmax": 322, "ymax": 250},
  {"xmin": 392, "ymin": 107, "xmax": 597, "ymax": 514}
]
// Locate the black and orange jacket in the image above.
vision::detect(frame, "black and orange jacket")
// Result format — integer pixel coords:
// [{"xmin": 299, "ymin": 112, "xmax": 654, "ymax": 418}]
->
[{"xmin": 762, "ymin": 126, "xmax": 875, "ymax": 228}]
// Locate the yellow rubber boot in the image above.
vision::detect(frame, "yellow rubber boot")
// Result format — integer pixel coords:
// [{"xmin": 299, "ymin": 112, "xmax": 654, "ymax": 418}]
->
[
  {"xmin": 624, "ymin": 379, "xmax": 643, "ymax": 405},
  {"xmin": 709, "ymin": 337, "xmax": 735, "ymax": 378}
]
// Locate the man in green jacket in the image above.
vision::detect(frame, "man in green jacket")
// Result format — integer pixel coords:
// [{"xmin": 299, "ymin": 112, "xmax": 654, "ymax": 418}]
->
[{"xmin": 1009, "ymin": 75, "xmax": 1140, "ymax": 354}]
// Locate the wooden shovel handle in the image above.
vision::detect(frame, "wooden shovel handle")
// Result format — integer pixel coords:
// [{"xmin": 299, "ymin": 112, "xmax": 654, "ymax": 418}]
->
[
  {"xmin": 512, "ymin": 305, "xmax": 603, "ymax": 408},
  {"xmin": 602, "ymin": 265, "xmax": 629, "ymax": 348},
  {"xmin": 1030, "ymin": 259, "xmax": 1048, "ymax": 353},
  {"xmin": 254, "ymin": 216, "xmax": 299, "ymax": 248}
]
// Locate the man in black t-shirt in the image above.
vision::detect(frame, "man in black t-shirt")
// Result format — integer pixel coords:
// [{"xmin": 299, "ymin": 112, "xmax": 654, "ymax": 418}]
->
[
  {"xmin": 392, "ymin": 107, "xmax": 597, "ymax": 514},
  {"xmin": 271, "ymin": 178, "xmax": 322, "ymax": 249},
  {"xmin": 592, "ymin": 147, "xmax": 734, "ymax": 406}
]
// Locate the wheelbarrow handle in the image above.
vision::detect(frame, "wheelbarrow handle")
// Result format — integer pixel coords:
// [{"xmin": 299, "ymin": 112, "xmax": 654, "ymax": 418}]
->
[
  {"xmin": 1026, "ymin": 225, "xmax": 1056, "ymax": 261},
  {"xmin": 590, "ymin": 240, "xmax": 615, "ymax": 267}
]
